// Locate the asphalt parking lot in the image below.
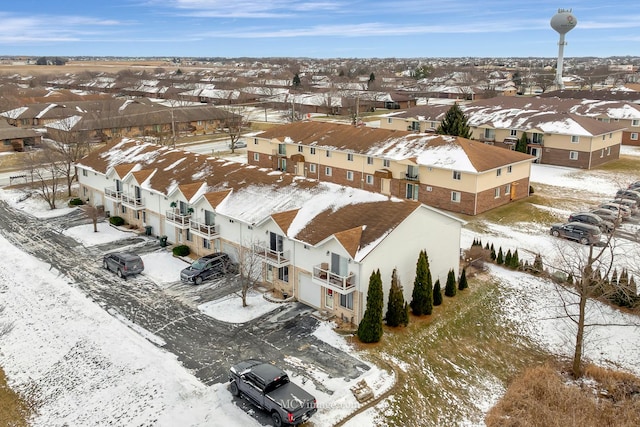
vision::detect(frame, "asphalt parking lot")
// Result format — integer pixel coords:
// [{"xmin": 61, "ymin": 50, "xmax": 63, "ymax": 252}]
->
[{"xmin": 0, "ymin": 201, "xmax": 369, "ymax": 425}]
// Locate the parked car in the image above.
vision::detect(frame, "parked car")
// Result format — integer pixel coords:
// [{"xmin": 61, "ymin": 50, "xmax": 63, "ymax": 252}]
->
[
  {"xmin": 229, "ymin": 359, "xmax": 317, "ymax": 427},
  {"xmin": 615, "ymin": 189, "xmax": 640, "ymax": 203},
  {"xmin": 610, "ymin": 198, "xmax": 639, "ymax": 215},
  {"xmin": 550, "ymin": 222, "xmax": 602, "ymax": 245},
  {"xmin": 598, "ymin": 202, "xmax": 632, "ymax": 220},
  {"xmin": 230, "ymin": 141, "xmax": 247, "ymax": 148},
  {"xmin": 589, "ymin": 208, "xmax": 623, "ymax": 226},
  {"xmin": 568, "ymin": 212, "xmax": 614, "ymax": 233},
  {"xmin": 628, "ymin": 181, "xmax": 640, "ymax": 190},
  {"xmin": 102, "ymin": 252, "xmax": 144, "ymax": 278},
  {"xmin": 180, "ymin": 252, "xmax": 237, "ymax": 285}
]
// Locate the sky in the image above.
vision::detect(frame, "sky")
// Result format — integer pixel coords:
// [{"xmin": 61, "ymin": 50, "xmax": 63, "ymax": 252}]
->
[
  {"xmin": 1, "ymin": 147, "xmax": 640, "ymax": 425},
  {"xmin": 0, "ymin": 1, "xmax": 638, "ymax": 58}
]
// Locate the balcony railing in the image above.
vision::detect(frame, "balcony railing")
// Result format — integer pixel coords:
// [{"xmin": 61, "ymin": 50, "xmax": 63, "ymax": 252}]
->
[
  {"xmin": 253, "ymin": 244, "xmax": 290, "ymax": 267},
  {"xmin": 121, "ymin": 193, "xmax": 144, "ymax": 209},
  {"xmin": 104, "ymin": 187, "xmax": 122, "ymax": 201},
  {"xmin": 404, "ymin": 173, "xmax": 420, "ymax": 181},
  {"xmin": 312, "ymin": 264, "xmax": 356, "ymax": 294},
  {"xmin": 189, "ymin": 219, "xmax": 220, "ymax": 238},
  {"xmin": 165, "ymin": 210, "xmax": 191, "ymax": 228}
]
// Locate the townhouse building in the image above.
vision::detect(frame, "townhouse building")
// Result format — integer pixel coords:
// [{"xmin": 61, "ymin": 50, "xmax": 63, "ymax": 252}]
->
[
  {"xmin": 381, "ymin": 97, "xmax": 629, "ymax": 169},
  {"xmin": 75, "ymin": 139, "xmax": 464, "ymax": 325},
  {"xmin": 246, "ymin": 121, "xmax": 535, "ymax": 216}
]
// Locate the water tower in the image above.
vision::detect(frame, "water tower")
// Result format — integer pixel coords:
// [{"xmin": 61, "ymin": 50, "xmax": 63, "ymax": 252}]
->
[{"xmin": 550, "ymin": 9, "xmax": 577, "ymax": 89}]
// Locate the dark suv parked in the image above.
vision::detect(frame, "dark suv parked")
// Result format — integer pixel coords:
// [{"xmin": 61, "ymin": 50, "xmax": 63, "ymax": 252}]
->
[
  {"xmin": 180, "ymin": 253, "xmax": 237, "ymax": 285},
  {"xmin": 568, "ymin": 212, "xmax": 614, "ymax": 233},
  {"xmin": 550, "ymin": 222, "xmax": 601, "ymax": 245},
  {"xmin": 103, "ymin": 252, "xmax": 144, "ymax": 278}
]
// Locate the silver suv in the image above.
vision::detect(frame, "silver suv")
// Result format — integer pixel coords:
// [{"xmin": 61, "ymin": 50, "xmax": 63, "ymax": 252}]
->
[{"xmin": 103, "ymin": 252, "xmax": 145, "ymax": 278}]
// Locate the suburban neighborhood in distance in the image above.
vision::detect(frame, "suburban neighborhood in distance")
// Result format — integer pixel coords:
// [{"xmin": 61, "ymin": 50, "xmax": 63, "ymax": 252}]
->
[{"xmin": 1, "ymin": 11, "xmax": 640, "ymax": 424}]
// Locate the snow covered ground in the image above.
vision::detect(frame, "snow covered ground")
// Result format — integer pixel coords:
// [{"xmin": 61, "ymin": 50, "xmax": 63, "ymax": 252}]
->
[{"xmin": 1, "ymin": 146, "xmax": 640, "ymax": 426}]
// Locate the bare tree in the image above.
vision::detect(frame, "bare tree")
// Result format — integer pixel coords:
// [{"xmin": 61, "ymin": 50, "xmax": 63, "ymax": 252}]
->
[
  {"xmin": 548, "ymin": 224, "xmax": 640, "ymax": 378},
  {"xmin": 22, "ymin": 145, "xmax": 65, "ymax": 210},
  {"xmin": 235, "ymin": 239, "xmax": 265, "ymax": 307},
  {"xmin": 82, "ymin": 204, "xmax": 100, "ymax": 232},
  {"xmin": 219, "ymin": 105, "xmax": 249, "ymax": 153},
  {"xmin": 46, "ymin": 119, "xmax": 91, "ymax": 196}
]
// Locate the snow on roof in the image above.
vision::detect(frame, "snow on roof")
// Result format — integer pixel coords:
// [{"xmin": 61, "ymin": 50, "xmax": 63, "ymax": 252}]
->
[
  {"xmin": 46, "ymin": 115, "xmax": 83, "ymax": 131},
  {"xmin": 1, "ymin": 106, "xmax": 28, "ymax": 119}
]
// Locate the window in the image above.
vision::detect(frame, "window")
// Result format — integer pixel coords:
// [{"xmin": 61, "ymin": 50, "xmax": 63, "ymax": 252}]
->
[
  {"xmin": 494, "ymin": 188, "xmax": 500, "ymax": 198},
  {"xmin": 510, "ymin": 129, "xmax": 517, "ymax": 137},
  {"xmin": 451, "ymin": 191, "xmax": 461, "ymax": 203},
  {"xmin": 203, "ymin": 238, "xmax": 211, "ymax": 250},
  {"xmin": 505, "ymin": 183, "xmax": 511, "ymax": 194},
  {"xmin": 366, "ymin": 156, "xmax": 374, "ymax": 165},
  {"xmin": 278, "ymin": 266, "xmax": 289, "ymax": 283},
  {"xmin": 631, "ymin": 133, "xmax": 638, "ymax": 140},
  {"xmin": 278, "ymin": 144, "xmax": 286, "ymax": 155},
  {"xmin": 571, "ymin": 135, "xmax": 580, "ymax": 143},
  {"xmin": 532, "ymin": 133, "xmax": 543, "ymax": 144},
  {"xmin": 609, "ymin": 133, "xmax": 613, "ymax": 139},
  {"xmin": 406, "ymin": 183, "xmax": 419, "ymax": 200},
  {"xmin": 346, "ymin": 171, "xmax": 354, "ymax": 181},
  {"xmin": 339, "ymin": 293, "xmax": 354, "ymax": 310},
  {"xmin": 383, "ymin": 159, "xmax": 390, "ymax": 167},
  {"xmin": 254, "ymin": 138, "xmax": 258, "ymax": 145},
  {"xmin": 309, "ymin": 164, "xmax": 317, "ymax": 173},
  {"xmin": 325, "ymin": 150, "xmax": 331, "ymax": 158},
  {"xmin": 325, "ymin": 166, "xmax": 332, "ymax": 176},
  {"xmin": 82, "ymin": 169, "xmax": 88, "ymax": 177},
  {"xmin": 253, "ymin": 152, "xmax": 259, "ymax": 161},
  {"xmin": 347, "ymin": 153, "xmax": 354, "ymax": 161},
  {"xmin": 297, "ymin": 145, "xmax": 303, "ymax": 153},
  {"xmin": 310, "ymin": 147, "xmax": 316, "ymax": 155},
  {"xmin": 632, "ymin": 119, "xmax": 639, "ymax": 127},
  {"xmin": 366, "ymin": 175, "xmax": 374, "ymax": 185},
  {"xmin": 484, "ymin": 128, "xmax": 495, "ymax": 140},
  {"xmin": 496, "ymin": 168, "xmax": 502, "ymax": 177},
  {"xmin": 507, "ymin": 165, "xmax": 512, "ymax": 173},
  {"xmin": 387, "ymin": 118, "xmax": 392, "ymax": 124},
  {"xmin": 453, "ymin": 170, "xmax": 461, "ymax": 180},
  {"xmin": 569, "ymin": 151, "xmax": 579, "ymax": 160}
]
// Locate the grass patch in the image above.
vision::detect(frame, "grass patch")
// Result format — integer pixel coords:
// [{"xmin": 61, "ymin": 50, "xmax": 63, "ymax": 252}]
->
[
  {"xmin": 596, "ymin": 155, "xmax": 640, "ymax": 173},
  {"xmin": 355, "ymin": 273, "xmax": 552, "ymax": 425},
  {"xmin": 0, "ymin": 367, "xmax": 31, "ymax": 427},
  {"xmin": 461, "ymin": 195, "xmax": 559, "ymax": 228},
  {"xmin": 486, "ymin": 362, "xmax": 640, "ymax": 427}
]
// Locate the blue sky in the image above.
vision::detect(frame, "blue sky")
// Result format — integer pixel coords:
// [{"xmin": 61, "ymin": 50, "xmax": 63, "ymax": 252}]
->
[{"xmin": 0, "ymin": 1, "xmax": 638, "ymax": 58}]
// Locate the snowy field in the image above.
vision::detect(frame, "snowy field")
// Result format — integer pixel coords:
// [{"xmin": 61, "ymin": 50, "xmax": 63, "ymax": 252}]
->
[{"xmin": 0, "ymin": 146, "xmax": 640, "ymax": 426}]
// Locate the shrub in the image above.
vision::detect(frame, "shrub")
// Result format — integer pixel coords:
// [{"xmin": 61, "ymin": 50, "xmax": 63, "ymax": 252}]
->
[
  {"xmin": 109, "ymin": 216, "xmax": 125, "ymax": 226},
  {"xmin": 172, "ymin": 245, "xmax": 190, "ymax": 257},
  {"xmin": 68, "ymin": 198, "xmax": 84, "ymax": 206}
]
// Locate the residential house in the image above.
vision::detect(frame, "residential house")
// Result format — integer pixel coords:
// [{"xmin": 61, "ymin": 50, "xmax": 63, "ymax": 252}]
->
[
  {"xmin": 245, "ymin": 121, "xmax": 535, "ymax": 216},
  {"xmin": 0, "ymin": 119, "xmax": 41, "ymax": 152},
  {"xmin": 75, "ymin": 139, "xmax": 464, "ymax": 325}
]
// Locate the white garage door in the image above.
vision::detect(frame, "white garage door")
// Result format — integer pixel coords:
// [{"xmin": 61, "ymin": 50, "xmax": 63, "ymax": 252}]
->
[{"xmin": 298, "ymin": 273, "xmax": 321, "ymax": 309}]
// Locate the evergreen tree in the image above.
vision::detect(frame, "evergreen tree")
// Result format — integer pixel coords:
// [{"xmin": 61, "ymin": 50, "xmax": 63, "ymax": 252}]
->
[
  {"xmin": 458, "ymin": 268, "xmax": 468, "ymax": 290},
  {"xmin": 496, "ymin": 247, "xmax": 504, "ymax": 265},
  {"xmin": 484, "ymin": 242, "xmax": 490, "ymax": 251},
  {"xmin": 401, "ymin": 302, "xmax": 409, "ymax": 326},
  {"xmin": 505, "ymin": 249, "xmax": 512, "ymax": 267},
  {"xmin": 516, "ymin": 132, "xmax": 528, "ymax": 153},
  {"xmin": 490, "ymin": 243, "xmax": 496, "ymax": 261},
  {"xmin": 445, "ymin": 269, "xmax": 457, "ymax": 297},
  {"xmin": 433, "ymin": 280, "xmax": 443, "ymax": 306},
  {"xmin": 511, "ymin": 249, "xmax": 520, "ymax": 269},
  {"xmin": 411, "ymin": 250, "xmax": 433, "ymax": 315},
  {"xmin": 533, "ymin": 253, "xmax": 543, "ymax": 273},
  {"xmin": 385, "ymin": 269, "xmax": 406, "ymax": 327},
  {"xmin": 357, "ymin": 270, "xmax": 384, "ymax": 343},
  {"xmin": 611, "ymin": 268, "xmax": 619, "ymax": 286},
  {"xmin": 292, "ymin": 73, "xmax": 301, "ymax": 88},
  {"xmin": 436, "ymin": 104, "xmax": 472, "ymax": 138}
]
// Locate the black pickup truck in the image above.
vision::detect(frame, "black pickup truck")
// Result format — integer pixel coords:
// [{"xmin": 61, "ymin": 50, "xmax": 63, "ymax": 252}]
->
[{"xmin": 229, "ymin": 359, "xmax": 317, "ymax": 427}]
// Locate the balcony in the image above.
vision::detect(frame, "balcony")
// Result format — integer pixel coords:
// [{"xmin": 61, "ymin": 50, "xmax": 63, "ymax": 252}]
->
[
  {"xmin": 189, "ymin": 219, "xmax": 220, "ymax": 238},
  {"xmin": 404, "ymin": 173, "xmax": 420, "ymax": 181},
  {"xmin": 104, "ymin": 187, "xmax": 122, "ymax": 201},
  {"xmin": 165, "ymin": 210, "xmax": 191, "ymax": 228},
  {"xmin": 253, "ymin": 244, "xmax": 290, "ymax": 267},
  {"xmin": 121, "ymin": 193, "xmax": 144, "ymax": 210},
  {"xmin": 312, "ymin": 263, "xmax": 356, "ymax": 294}
]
